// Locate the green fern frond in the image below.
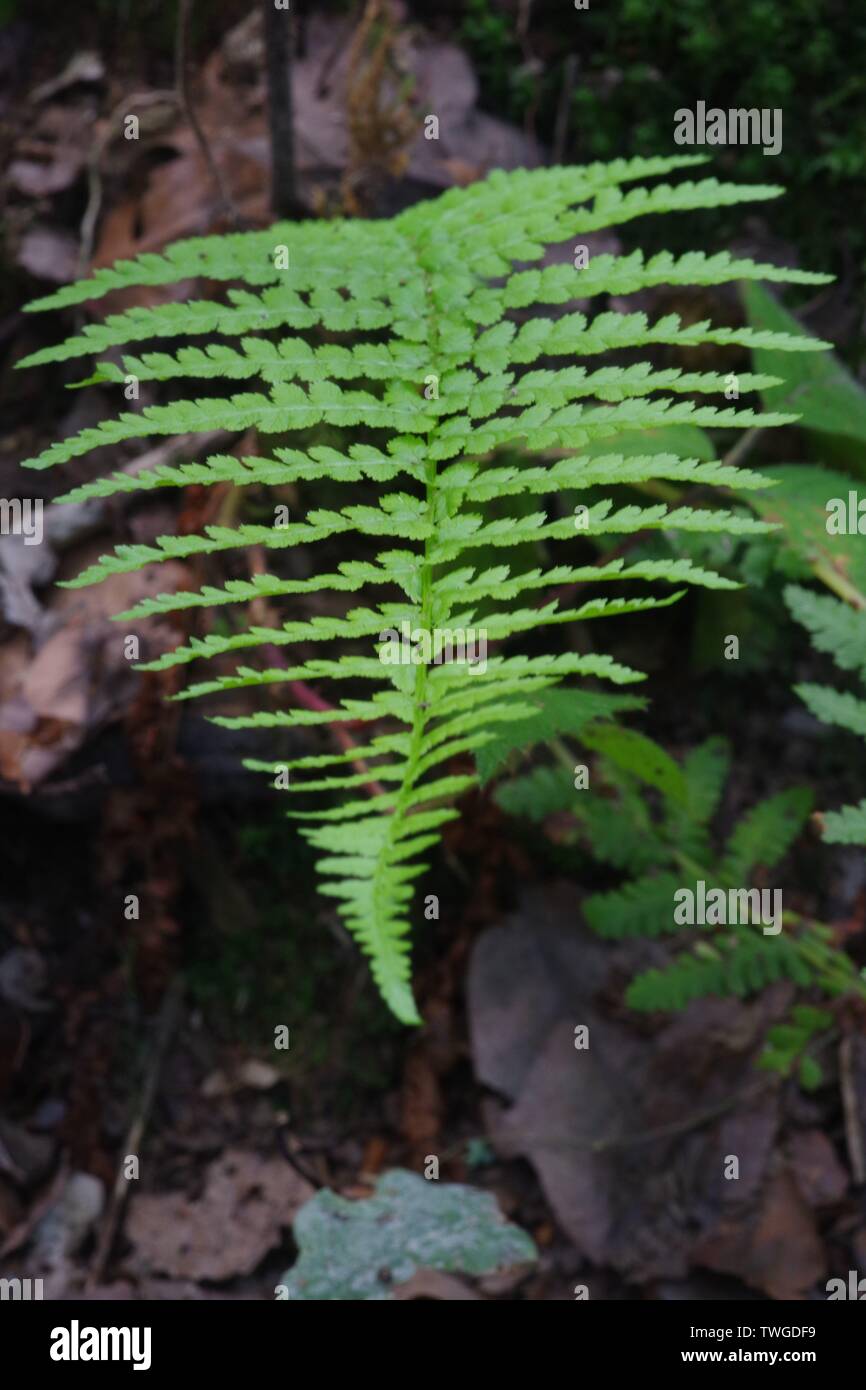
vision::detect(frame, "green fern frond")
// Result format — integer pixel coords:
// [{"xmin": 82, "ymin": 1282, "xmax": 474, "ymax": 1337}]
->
[
  {"xmin": 584, "ymin": 873, "xmax": 684, "ymax": 939},
  {"xmin": 663, "ymin": 736, "xmax": 731, "ymax": 861},
  {"xmin": 577, "ymin": 781, "xmax": 668, "ymax": 873},
  {"xmin": 787, "ymin": 584, "xmax": 866, "ymax": 847},
  {"xmin": 795, "ymin": 684, "xmax": 866, "ymax": 739},
  {"xmin": 785, "ymin": 584, "xmax": 866, "ymax": 681},
  {"xmin": 758, "ymin": 1005, "xmax": 834, "ymax": 1086},
  {"xmin": 497, "ymin": 721, "xmax": 850, "ymax": 1049},
  {"xmin": 822, "ymin": 801, "xmax": 866, "ymax": 845},
  {"xmin": 475, "ymin": 686, "xmax": 647, "ymax": 782},
  {"xmin": 494, "ymin": 765, "xmax": 575, "ymax": 822},
  {"xmin": 680, "ymin": 737, "xmax": 731, "ymax": 824},
  {"xmin": 20, "ymin": 160, "xmax": 832, "ymax": 1022},
  {"xmin": 627, "ymin": 933, "xmax": 812, "ymax": 1011},
  {"xmin": 720, "ymin": 787, "xmax": 813, "ymax": 884}
]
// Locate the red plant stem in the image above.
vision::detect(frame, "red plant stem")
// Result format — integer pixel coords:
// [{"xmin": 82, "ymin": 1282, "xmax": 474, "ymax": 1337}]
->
[{"xmin": 262, "ymin": 645, "xmax": 386, "ymax": 797}]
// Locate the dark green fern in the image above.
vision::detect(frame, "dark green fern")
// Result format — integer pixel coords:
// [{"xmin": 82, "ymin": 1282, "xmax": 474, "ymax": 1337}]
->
[
  {"xmin": 787, "ymin": 583, "xmax": 866, "ymax": 845},
  {"xmin": 494, "ymin": 719, "xmax": 863, "ymax": 1081}
]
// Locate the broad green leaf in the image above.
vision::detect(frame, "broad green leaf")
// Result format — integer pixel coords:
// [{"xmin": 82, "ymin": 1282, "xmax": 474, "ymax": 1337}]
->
[{"xmin": 742, "ymin": 280, "xmax": 866, "ymax": 446}]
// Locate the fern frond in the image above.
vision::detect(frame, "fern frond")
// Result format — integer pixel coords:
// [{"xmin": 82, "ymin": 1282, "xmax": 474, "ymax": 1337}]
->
[
  {"xmin": 584, "ymin": 873, "xmax": 684, "ymax": 939},
  {"xmin": 627, "ymin": 933, "xmax": 812, "ymax": 1011},
  {"xmin": 785, "ymin": 584, "xmax": 866, "ymax": 681},
  {"xmin": 822, "ymin": 801, "xmax": 866, "ymax": 845},
  {"xmin": 720, "ymin": 788, "xmax": 813, "ymax": 884},
  {"xmin": 495, "ymin": 765, "xmax": 575, "ymax": 822},
  {"xmin": 787, "ymin": 585, "xmax": 866, "ymax": 847},
  {"xmin": 476, "ymin": 687, "xmax": 646, "ymax": 782},
  {"xmin": 664, "ymin": 735, "xmax": 730, "ymax": 861},
  {"xmin": 795, "ymin": 683, "xmax": 866, "ymax": 739},
  {"xmin": 20, "ymin": 160, "xmax": 832, "ymax": 1021},
  {"xmin": 681, "ymin": 737, "xmax": 731, "ymax": 824}
]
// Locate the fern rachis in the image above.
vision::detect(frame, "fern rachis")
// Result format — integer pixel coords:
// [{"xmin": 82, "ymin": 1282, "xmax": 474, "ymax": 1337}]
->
[{"xmin": 20, "ymin": 155, "xmax": 833, "ymax": 1023}]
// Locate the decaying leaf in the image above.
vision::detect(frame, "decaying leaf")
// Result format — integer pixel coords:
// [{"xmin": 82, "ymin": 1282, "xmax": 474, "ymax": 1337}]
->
[{"xmin": 127, "ymin": 1149, "xmax": 313, "ymax": 1282}]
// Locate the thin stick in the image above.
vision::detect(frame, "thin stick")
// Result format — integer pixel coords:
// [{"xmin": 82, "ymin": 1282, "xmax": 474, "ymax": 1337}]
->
[
  {"xmin": 552, "ymin": 53, "xmax": 577, "ymax": 165},
  {"xmin": 810, "ymin": 558, "xmax": 866, "ymax": 611},
  {"xmin": 176, "ymin": 0, "xmax": 241, "ymax": 226},
  {"xmin": 840, "ymin": 1035, "xmax": 866, "ymax": 1183},
  {"xmin": 504, "ymin": 1075, "xmax": 780, "ymax": 1158},
  {"xmin": 86, "ymin": 977, "xmax": 184, "ymax": 1288},
  {"xmin": 261, "ymin": 0, "xmax": 301, "ymax": 218},
  {"xmin": 78, "ymin": 89, "xmax": 176, "ymax": 278},
  {"xmin": 721, "ymin": 423, "xmax": 762, "ymax": 472}
]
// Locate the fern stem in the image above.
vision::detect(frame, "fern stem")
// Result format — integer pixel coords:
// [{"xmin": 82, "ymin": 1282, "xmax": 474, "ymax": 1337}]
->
[
  {"xmin": 810, "ymin": 559, "xmax": 866, "ymax": 611},
  {"xmin": 359, "ymin": 257, "xmax": 451, "ymax": 1024},
  {"xmin": 721, "ymin": 424, "xmax": 762, "ymax": 471}
]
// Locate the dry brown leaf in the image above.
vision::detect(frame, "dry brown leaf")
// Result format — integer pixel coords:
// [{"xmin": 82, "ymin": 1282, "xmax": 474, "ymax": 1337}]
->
[
  {"xmin": 786, "ymin": 1129, "xmax": 849, "ymax": 1208},
  {"xmin": 693, "ymin": 1166, "xmax": 826, "ymax": 1300},
  {"xmin": 468, "ymin": 883, "xmax": 813, "ymax": 1288},
  {"xmin": 126, "ymin": 1149, "xmax": 313, "ymax": 1281},
  {"xmin": 0, "ymin": 558, "xmax": 188, "ymax": 790}
]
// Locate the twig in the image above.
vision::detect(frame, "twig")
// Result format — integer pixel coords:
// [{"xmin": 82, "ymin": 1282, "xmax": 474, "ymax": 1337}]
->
[
  {"xmin": 506, "ymin": 1074, "xmax": 779, "ymax": 1157},
  {"xmin": 78, "ymin": 89, "xmax": 176, "ymax": 278},
  {"xmin": 86, "ymin": 977, "xmax": 184, "ymax": 1288},
  {"xmin": 176, "ymin": 0, "xmax": 241, "ymax": 226},
  {"xmin": 552, "ymin": 54, "xmax": 578, "ymax": 166},
  {"xmin": 720, "ymin": 423, "xmax": 763, "ymax": 472},
  {"xmin": 261, "ymin": 0, "xmax": 302, "ymax": 218},
  {"xmin": 592, "ymin": 1076, "xmax": 779, "ymax": 1153},
  {"xmin": 840, "ymin": 1035, "xmax": 866, "ymax": 1182},
  {"xmin": 516, "ymin": 0, "xmax": 534, "ymax": 42},
  {"xmin": 276, "ymin": 1127, "xmax": 328, "ymax": 1190},
  {"xmin": 811, "ymin": 559, "xmax": 866, "ymax": 610}
]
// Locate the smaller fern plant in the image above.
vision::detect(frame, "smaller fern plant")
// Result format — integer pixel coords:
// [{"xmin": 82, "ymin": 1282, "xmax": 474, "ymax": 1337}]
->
[
  {"xmin": 19, "ymin": 155, "xmax": 833, "ymax": 1023},
  {"xmin": 495, "ymin": 719, "xmax": 864, "ymax": 1083},
  {"xmin": 786, "ymin": 583, "xmax": 866, "ymax": 845}
]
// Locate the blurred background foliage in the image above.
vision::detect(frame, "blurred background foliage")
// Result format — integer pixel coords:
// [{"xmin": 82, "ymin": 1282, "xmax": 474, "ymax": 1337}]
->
[{"xmin": 455, "ymin": 0, "xmax": 865, "ymax": 358}]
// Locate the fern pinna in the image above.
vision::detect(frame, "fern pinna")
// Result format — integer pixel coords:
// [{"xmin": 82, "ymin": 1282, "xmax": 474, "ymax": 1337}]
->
[
  {"xmin": 20, "ymin": 155, "xmax": 830, "ymax": 1023},
  {"xmin": 787, "ymin": 584, "xmax": 866, "ymax": 846}
]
